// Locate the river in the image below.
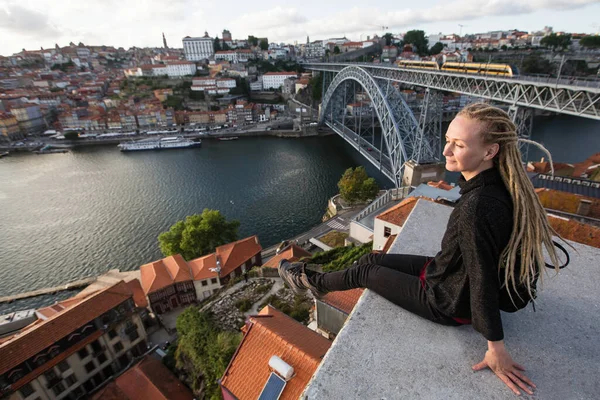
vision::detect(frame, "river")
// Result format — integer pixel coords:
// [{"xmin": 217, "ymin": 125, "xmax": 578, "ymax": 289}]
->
[{"xmin": 0, "ymin": 116, "xmax": 597, "ymax": 313}]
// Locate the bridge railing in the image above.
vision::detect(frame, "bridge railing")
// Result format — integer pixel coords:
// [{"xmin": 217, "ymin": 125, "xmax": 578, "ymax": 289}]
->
[{"xmin": 309, "ymin": 61, "xmax": 600, "ymax": 89}]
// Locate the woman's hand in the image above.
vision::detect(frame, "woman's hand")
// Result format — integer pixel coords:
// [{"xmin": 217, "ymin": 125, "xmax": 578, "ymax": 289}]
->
[{"xmin": 472, "ymin": 340, "xmax": 536, "ymax": 396}]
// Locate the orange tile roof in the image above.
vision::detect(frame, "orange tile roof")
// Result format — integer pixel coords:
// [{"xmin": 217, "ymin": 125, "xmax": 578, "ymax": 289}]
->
[
  {"xmin": 427, "ymin": 180, "xmax": 454, "ymax": 191},
  {"xmin": 140, "ymin": 255, "xmax": 193, "ymax": 295},
  {"xmin": 92, "ymin": 356, "xmax": 194, "ymax": 400},
  {"xmin": 382, "ymin": 234, "xmax": 398, "ymax": 254},
  {"xmin": 0, "ymin": 281, "xmax": 132, "ymax": 375},
  {"xmin": 188, "ymin": 253, "xmax": 218, "ymax": 281},
  {"xmin": 376, "ymin": 197, "xmax": 420, "ymax": 226},
  {"xmin": 536, "ymin": 188, "xmax": 600, "ymax": 219},
  {"xmin": 320, "ymin": 288, "xmax": 364, "ymax": 314},
  {"xmin": 220, "ymin": 306, "xmax": 331, "ymax": 400},
  {"xmin": 126, "ymin": 279, "xmax": 149, "ymax": 308},
  {"xmin": 216, "ymin": 236, "xmax": 262, "ymax": 277},
  {"xmin": 263, "ymin": 244, "xmax": 312, "ymax": 268},
  {"xmin": 547, "ymin": 215, "xmax": 600, "ymax": 249}
]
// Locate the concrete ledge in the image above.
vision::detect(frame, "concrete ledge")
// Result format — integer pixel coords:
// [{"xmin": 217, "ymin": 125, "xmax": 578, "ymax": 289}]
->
[{"xmin": 304, "ymin": 199, "xmax": 600, "ymax": 399}]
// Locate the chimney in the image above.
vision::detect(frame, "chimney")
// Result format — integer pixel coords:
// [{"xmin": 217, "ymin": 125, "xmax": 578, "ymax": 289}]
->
[{"xmin": 577, "ymin": 199, "xmax": 592, "ymax": 217}]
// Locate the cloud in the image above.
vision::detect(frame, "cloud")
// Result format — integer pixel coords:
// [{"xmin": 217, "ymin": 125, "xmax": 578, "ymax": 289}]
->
[{"xmin": 0, "ymin": 3, "xmax": 60, "ymax": 38}]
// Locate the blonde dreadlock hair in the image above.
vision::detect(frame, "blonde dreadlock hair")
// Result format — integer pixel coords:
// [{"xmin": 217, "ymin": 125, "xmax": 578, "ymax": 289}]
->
[{"xmin": 457, "ymin": 102, "xmax": 563, "ymax": 304}]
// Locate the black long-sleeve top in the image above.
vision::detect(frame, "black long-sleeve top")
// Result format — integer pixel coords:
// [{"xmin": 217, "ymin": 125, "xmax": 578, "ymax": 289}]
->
[{"xmin": 425, "ymin": 167, "xmax": 514, "ymax": 341}]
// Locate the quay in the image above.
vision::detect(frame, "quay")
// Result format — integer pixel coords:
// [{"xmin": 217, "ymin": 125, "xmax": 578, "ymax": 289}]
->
[{"xmin": 0, "ymin": 277, "xmax": 96, "ymax": 304}]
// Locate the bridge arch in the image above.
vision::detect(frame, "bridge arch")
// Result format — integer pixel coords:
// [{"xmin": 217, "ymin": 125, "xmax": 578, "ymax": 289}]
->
[{"xmin": 320, "ymin": 66, "xmax": 421, "ymax": 187}]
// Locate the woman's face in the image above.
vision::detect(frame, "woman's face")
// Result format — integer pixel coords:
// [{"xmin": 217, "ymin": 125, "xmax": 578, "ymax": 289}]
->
[{"xmin": 443, "ymin": 115, "xmax": 498, "ymax": 180}]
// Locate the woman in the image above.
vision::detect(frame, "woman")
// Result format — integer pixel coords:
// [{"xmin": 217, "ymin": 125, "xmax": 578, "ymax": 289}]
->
[{"xmin": 279, "ymin": 103, "xmax": 564, "ymax": 396}]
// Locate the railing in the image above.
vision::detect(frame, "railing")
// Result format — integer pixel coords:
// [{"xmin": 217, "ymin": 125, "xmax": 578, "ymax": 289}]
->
[{"xmin": 353, "ymin": 187, "xmax": 413, "ymax": 222}]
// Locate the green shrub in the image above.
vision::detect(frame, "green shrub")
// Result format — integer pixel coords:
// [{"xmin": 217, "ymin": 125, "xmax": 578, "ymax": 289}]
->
[{"xmin": 234, "ymin": 298, "xmax": 252, "ymax": 312}]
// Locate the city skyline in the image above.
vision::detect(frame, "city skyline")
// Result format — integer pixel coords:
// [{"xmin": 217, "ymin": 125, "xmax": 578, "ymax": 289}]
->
[{"xmin": 1, "ymin": 0, "xmax": 600, "ymax": 56}]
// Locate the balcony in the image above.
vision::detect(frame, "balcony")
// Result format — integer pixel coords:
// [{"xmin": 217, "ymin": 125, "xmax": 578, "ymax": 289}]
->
[{"xmin": 45, "ymin": 375, "xmax": 62, "ymax": 389}]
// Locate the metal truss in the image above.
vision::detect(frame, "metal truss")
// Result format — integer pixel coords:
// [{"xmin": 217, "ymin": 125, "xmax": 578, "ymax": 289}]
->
[
  {"xmin": 308, "ymin": 63, "xmax": 600, "ymax": 120},
  {"xmin": 508, "ymin": 106, "xmax": 534, "ymax": 162},
  {"xmin": 416, "ymin": 88, "xmax": 443, "ymax": 163},
  {"xmin": 320, "ymin": 65, "xmax": 424, "ymax": 187}
]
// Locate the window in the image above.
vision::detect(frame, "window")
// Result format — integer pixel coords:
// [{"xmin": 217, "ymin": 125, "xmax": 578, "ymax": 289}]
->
[
  {"xmin": 65, "ymin": 374, "xmax": 77, "ymax": 387},
  {"xmin": 201, "ymin": 280, "xmax": 208, "ymax": 286},
  {"xmin": 19, "ymin": 383, "xmax": 35, "ymax": 397},
  {"xmin": 90, "ymin": 340, "xmax": 102, "ymax": 353},
  {"xmin": 211, "ymin": 278, "xmax": 217, "ymax": 284},
  {"xmin": 83, "ymin": 380, "xmax": 94, "ymax": 393},
  {"xmin": 77, "ymin": 347, "xmax": 89, "ymax": 359},
  {"xmin": 97, "ymin": 352, "xmax": 107, "ymax": 364},
  {"xmin": 57, "ymin": 360, "xmax": 69, "ymax": 373},
  {"xmin": 384, "ymin": 226, "xmax": 392, "ymax": 238},
  {"xmin": 84, "ymin": 361, "xmax": 96, "ymax": 374},
  {"xmin": 128, "ymin": 330, "xmax": 139, "ymax": 342},
  {"xmin": 113, "ymin": 342, "xmax": 124, "ymax": 353},
  {"xmin": 44, "ymin": 368, "xmax": 57, "ymax": 381},
  {"xmin": 52, "ymin": 382, "xmax": 65, "ymax": 396},
  {"xmin": 108, "ymin": 329, "xmax": 117, "ymax": 339}
]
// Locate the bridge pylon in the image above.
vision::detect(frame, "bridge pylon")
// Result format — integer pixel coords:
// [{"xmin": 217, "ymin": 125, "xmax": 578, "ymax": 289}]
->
[
  {"xmin": 508, "ymin": 105, "xmax": 533, "ymax": 162},
  {"xmin": 416, "ymin": 88, "xmax": 444, "ymax": 163}
]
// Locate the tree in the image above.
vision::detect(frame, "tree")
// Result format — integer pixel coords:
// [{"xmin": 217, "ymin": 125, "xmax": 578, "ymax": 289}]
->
[
  {"xmin": 158, "ymin": 209, "xmax": 240, "ymax": 260},
  {"xmin": 429, "ymin": 42, "xmax": 444, "ymax": 55},
  {"xmin": 222, "ymin": 41, "xmax": 230, "ymax": 51},
  {"xmin": 580, "ymin": 35, "xmax": 600, "ymax": 49},
  {"xmin": 521, "ymin": 54, "xmax": 554, "ymax": 75},
  {"xmin": 337, "ymin": 166, "xmax": 379, "ymax": 204},
  {"xmin": 248, "ymin": 35, "xmax": 259, "ymax": 47},
  {"xmin": 259, "ymin": 39, "xmax": 269, "ymax": 51},
  {"xmin": 162, "ymin": 95, "xmax": 184, "ymax": 111},
  {"xmin": 403, "ymin": 30, "xmax": 429, "ymax": 56},
  {"xmin": 540, "ymin": 33, "xmax": 572, "ymax": 50},
  {"xmin": 175, "ymin": 308, "xmax": 241, "ymax": 397},
  {"xmin": 383, "ymin": 33, "xmax": 394, "ymax": 46},
  {"xmin": 213, "ymin": 36, "xmax": 221, "ymax": 52},
  {"xmin": 333, "ymin": 45, "xmax": 340, "ymax": 54},
  {"xmin": 309, "ymin": 73, "xmax": 323, "ymax": 102},
  {"xmin": 501, "ymin": 45, "xmax": 508, "ymax": 51}
]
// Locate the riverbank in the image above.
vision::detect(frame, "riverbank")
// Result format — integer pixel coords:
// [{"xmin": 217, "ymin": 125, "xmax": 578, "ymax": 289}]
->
[{"xmin": 0, "ymin": 127, "xmax": 328, "ymax": 153}]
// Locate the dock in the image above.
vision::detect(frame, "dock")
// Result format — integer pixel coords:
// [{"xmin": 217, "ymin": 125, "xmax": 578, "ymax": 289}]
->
[{"xmin": 0, "ymin": 277, "xmax": 97, "ymax": 304}]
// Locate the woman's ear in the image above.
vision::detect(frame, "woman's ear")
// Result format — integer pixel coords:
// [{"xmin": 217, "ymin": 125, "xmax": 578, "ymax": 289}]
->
[{"xmin": 484, "ymin": 143, "xmax": 500, "ymax": 161}]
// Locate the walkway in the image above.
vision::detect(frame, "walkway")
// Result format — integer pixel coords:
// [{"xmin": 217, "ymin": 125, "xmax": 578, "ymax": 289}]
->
[{"xmin": 244, "ymin": 278, "xmax": 284, "ymax": 317}]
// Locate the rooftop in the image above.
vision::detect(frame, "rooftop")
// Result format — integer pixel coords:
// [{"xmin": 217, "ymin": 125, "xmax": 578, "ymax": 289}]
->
[
  {"xmin": 221, "ymin": 306, "xmax": 331, "ymax": 400},
  {"xmin": 304, "ymin": 199, "xmax": 600, "ymax": 399}
]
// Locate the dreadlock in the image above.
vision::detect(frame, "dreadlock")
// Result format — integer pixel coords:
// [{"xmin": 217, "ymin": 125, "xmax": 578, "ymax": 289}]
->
[{"xmin": 457, "ymin": 102, "xmax": 563, "ymax": 305}]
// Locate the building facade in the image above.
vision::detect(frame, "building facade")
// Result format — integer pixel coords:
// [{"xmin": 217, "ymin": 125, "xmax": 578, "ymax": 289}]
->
[
  {"xmin": 262, "ymin": 72, "xmax": 297, "ymax": 90},
  {"xmin": 0, "ymin": 282, "xmax": 148, "ymax": 400},
  {"xmin": 183, "ymin": 33, "xmax": 214, "ymax": 61}
]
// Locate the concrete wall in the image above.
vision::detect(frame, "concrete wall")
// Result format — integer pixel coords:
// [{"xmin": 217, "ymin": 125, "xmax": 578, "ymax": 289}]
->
[
  {"xmin": 372, "ymin": 219, "xmax": 401, "ymax": 251},
  {"xmin": 349, "ymin": 221, "xmax": 373, "ymax": 244}
]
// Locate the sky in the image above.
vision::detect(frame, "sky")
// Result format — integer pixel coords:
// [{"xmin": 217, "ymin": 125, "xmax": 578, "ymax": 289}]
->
[{"xmin": 1, "ymin": 0, "xmax": 600, "ymax": 56}]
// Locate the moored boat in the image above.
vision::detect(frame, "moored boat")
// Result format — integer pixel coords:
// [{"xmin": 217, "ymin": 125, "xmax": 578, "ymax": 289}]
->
[{"xmin": 118, "ymin": 136, "xmax": 201, "ymax": 152}]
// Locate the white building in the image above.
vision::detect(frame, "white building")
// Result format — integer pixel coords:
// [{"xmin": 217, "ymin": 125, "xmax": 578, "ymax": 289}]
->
[
  {"xmin": 164, "ymin": 61, "xmax": 197, "ymax": 77},
  {"xmin": 215, "ymin": 51, "xmax": 238, "ymax": 63},
  {"xmin": 262, "ymin": 72, "xmax": 297, "ymax": 90},
  {"xmin": 250, "ymin": 78, "xmax": 263, "ymax": 91},
  {"xmin": 217, "ymin": 78, "xmax": 236, "ymax": 89},
  {"xmin": 183, "ymin": 32, "xmax": 214, "ymax": 61}
]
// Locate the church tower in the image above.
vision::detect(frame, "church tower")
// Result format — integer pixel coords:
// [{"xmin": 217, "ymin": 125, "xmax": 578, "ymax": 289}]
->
[{"xmin": 162, "ymin": 32, "xmax": 168, "ymax": 49}]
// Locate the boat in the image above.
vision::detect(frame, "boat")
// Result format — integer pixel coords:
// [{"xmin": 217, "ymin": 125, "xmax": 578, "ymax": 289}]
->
[
  {"xmin": 218, "ymin": 137, "xmax": 239, "ymax": 141},
  {"xmin": 118, "ymin": 136, "xmax": 201, "ymax": 152},
  {"xmin": 0, "ymin": 151, "xmax": 9, "ymax": 158},
  {"xmin": 34, "ymin": 145, "xmax": 69, "ymax": 154}
]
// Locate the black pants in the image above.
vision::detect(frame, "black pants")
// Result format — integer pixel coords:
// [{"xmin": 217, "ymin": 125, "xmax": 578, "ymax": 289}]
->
[{"xmin": 308, "ymin": 253, "xmax": 460, "ymax": 326}]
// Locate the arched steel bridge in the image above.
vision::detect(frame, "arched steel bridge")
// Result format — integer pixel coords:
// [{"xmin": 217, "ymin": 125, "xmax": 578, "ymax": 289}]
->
[{"xmin": 304, "ymin": 62, "xmax": 600, "ymax": 187}]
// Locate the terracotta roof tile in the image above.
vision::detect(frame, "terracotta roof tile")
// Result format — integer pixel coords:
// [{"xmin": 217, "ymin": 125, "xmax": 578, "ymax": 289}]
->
[
  {"xmin": 376, "ymin": 197, "xmax": 421, "ymax": 226},
  {"xmin": 427, "ymin": 180, "xmax": 454, "ymax": 191},
  {"xmin": 547, "ymin": 215, "xmax": 600, "ymax": 248},
  {"xmin": 537, "ymin": 189, "xmax": 600, "ymax": 219},
  {"xmin": 126, "ymin": 279, "xmax": 148, "ymax": 308},
  {"xmin": 220, "ymin": 306, "xmax": 331, "ymax": 400},
  {"xmin": 382, "ymin": 234, "xmax": 398, "ymax": 254},
  {"xmin": 216, "ymin": 236, "xmax": 262, "ymax": 277},
  {"xmin": 320, "ymin": 289, "xmax": 364, "ymax": 314},
  {"xmin": 188, "ymin": 253, "xmax": 218, "ymax": 281},
  {"xmin": 0, "ymin": 281, "xmax": 132, "ymax": 375},
  {"xmin": 92, "ymin": 356, "xmax": 194, "ymax": 400},
  {"xmin": 140, "ymin": 255, "xmax": 193, "ymax": 295},
  {"xmin": 263, "ymin": 244, "xmax": 312, "ymax": 268}
]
